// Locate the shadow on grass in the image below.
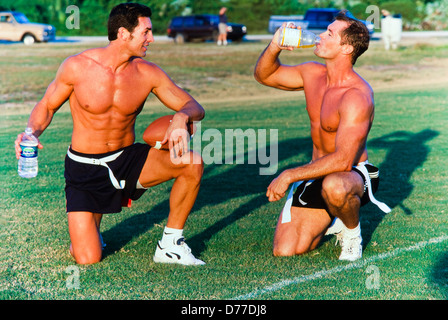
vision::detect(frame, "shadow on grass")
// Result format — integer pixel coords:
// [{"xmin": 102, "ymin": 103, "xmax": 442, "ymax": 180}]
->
[
  {"xmin": 431, "ymin": 251, "xmax": 448, "ymax": 299},
  {"xmin": 360, "ymin": 129, "xmax": 439, "ymax": 248},
  {"xmin": 102, "ymin": 129, "xmax": 439, "ymax": 259},
  {"xmin": 102, "ymin": 136, "xmax": 312, "ymax": 258}
]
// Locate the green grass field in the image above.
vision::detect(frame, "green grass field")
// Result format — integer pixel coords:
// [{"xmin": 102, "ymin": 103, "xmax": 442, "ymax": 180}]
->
[{"xmin": 1, "ymin": 37, "xmax": 447, "ymax": 302}]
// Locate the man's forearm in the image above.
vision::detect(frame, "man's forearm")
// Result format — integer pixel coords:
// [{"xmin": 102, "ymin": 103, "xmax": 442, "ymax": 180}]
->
[
  {"xmin": 176, "ymin": 100, "xmax": 205, "ymax": 123},
  {"xmin": 284, "ymin": 152, "xmax": 355, "ymax": 184},
  {"xmin": 27, "ymin": 101, "xmax": 56, "ymax": 138}
]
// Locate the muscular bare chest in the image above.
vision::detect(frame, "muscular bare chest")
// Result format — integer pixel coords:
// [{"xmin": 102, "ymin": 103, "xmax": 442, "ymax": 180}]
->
[
  {"xmin": 72, "ymin": 62, "xmax": 151, "ymax": 115},
  {"xmin": 320, "ymin": 89, "xmax": 345, "ymax": 132},
  {"xmin": 305, "ymin": 82, "xmax": 348, "ymax": 154},
  {"xmin": 306, "ymin": 85, "xmax": 344, "ymax": 127}
]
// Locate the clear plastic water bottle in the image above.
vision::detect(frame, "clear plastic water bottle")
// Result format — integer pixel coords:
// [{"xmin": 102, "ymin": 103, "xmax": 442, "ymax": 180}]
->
[
  {"xmin": 18, "ymin": 127, "xmax": 38, "ymax": 178},
  {"xmin": 278, "ymin": 25, "xmax": 320, "ymax": 48}
]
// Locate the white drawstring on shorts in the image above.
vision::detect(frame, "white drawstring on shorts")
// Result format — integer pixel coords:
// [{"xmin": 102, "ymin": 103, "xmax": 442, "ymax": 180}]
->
[{"xmin": 67, "ymin": 148, "xmax": 126, "ymax": 190}]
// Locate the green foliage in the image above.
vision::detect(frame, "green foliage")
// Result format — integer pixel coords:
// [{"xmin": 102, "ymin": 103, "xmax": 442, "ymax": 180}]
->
[
  {"xmin": 0, "ymin": 1, "xmax": 445, "ymax": 36},
  {"xmin": 381, "ymin": 0, "xmax": 421, "ymax": 22},
  {"xmin": 422, "ymin": 0, "xmax": 448, "ymax": 30}
]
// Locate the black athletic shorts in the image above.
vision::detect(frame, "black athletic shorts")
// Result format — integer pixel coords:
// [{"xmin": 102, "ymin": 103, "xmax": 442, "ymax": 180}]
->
[
  {"xmin": 64, "ymin": 143, "xmax": 151, "ymax": 214},
  {"xmin": 291, "ymin": 163, "xmax": 380, "ymax": 211}
]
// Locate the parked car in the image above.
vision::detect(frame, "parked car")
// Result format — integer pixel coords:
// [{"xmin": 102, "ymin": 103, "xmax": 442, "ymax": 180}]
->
[
  {"xmin": 0, "ymin": 11, "xmax": 56, "ymax": 45},
  {"xmin": 167, "ymin": 14, "xmax": 247, "ymax": 44},
  {"xmin": 269, "ymin": 8, "xmax": 374, "ymax": 37}
]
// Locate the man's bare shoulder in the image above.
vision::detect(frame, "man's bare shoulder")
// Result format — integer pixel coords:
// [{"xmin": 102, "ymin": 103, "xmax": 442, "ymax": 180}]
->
[
  {"xmin": 289, "ymin": 61, "xmax": 325, "ymax": 92},
  {"xmin": 299, "ymin": 61, "xmax": 327, "ymax": 82},
  {"xmin": 52, "ymin": 50, "xmax": 92, "ymax": 84},
  {"xmin": 59, "ymin": 48, "xmax": 101, "ymax": 74},
  {"xmin": 64, "ymin": 48, "xmax": 97, "ymax": 63},
  {"xmin": 131, "ymin": 58, "xmax": 172, "ymax": 86},
  {"xmin": 341, "ymin": 79, "xmax": 374, "ymax": 114},
  {"xmin": 347, "ymin": 73, "xmax": 374, "ymax": 102},
  {"xmin": 355, "ymin": 71, "xmax": 373, "ymax": 91},
  {"xmin": 131, "ymin": 57, "xmax": 164, "ymax": 72},
  {"xmin": 299, "ymin": 61, "xmax": 326, "ymax": 72}
]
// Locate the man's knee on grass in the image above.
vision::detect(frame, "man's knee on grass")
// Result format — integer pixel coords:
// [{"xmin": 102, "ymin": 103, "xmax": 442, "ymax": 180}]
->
[
  {"xmin": 273, "ymin": 230, "xmax": 315, "ymax": 257},
  {"xmin": 70, "ymin": 241, "xmax": 102, "ymax": 265}
]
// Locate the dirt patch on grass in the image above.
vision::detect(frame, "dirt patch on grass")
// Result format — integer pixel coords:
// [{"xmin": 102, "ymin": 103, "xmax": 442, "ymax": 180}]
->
[
  {"xmin": 1, "ymin": 38, "xmax": 447, "ymax": 114},
  {"xmin": 361, "ymin": 59, "xmax": 448, "ymax": 92}
]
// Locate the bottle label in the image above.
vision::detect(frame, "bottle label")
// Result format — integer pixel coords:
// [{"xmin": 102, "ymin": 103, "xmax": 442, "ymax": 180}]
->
[
  {"xmin": 281, "ymin": 27, "xmax": 302, "ymax": 47},
  {"xmin": 20, "ymin": 145, "xmax": 38, "ymax": 158}
]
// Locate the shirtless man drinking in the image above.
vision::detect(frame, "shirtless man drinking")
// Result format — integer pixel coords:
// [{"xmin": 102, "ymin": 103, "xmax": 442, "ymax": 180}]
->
[
  {"xmin": 254, "ymin": 11, "xmax": 390, "ymax": 261},
  {"xmin": 14, "ymin": 3, "xmax": 205, "ymax": 265}
]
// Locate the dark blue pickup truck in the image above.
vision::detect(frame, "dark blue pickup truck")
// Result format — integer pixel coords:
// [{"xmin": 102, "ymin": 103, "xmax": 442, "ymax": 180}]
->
[{"xmin": 268, "ymin": 8, "xmax": 374, "ymax": 36}]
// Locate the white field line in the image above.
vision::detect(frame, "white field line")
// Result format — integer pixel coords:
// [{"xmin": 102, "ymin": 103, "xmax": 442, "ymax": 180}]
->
[{"xmin": 232, "ymin": 235, "xmax": 448, "ymax": 300}]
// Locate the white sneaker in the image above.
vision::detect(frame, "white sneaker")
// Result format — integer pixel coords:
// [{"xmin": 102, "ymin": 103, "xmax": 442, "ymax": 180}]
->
[
  {"xmin": 325, "ymin": 218, "xmax": 343, "ymax": 235},
  {"xmin": 339, "ymin": 235, "xmax": 363, "ymax": 261},
  {"xmin": 325, "ymin": 218, "xmax": 344, "ymax": 245},
  {"xmin": 153, "ymin": 237, "xmax": 205, "ymax": 266}
]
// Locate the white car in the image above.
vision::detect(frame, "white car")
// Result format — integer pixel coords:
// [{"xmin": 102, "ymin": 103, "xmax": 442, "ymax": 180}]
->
[{"xmin": 0, "ymin": 11, "xmax": 56, "ymax": 45}]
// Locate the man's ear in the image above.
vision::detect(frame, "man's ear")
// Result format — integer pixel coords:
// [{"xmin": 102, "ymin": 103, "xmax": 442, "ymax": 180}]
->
[
  {"xmin": 118, "ymin": 27, "xmax": 131, "ymax": 41},
  {"xmin": 341, "ymin": 44, "xmax": 354, "ymax": 56}
]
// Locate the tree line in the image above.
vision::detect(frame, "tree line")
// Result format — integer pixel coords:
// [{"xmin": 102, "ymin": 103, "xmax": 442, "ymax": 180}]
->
[{"xmin": 0, "ymin": 0, "xmax": 446, "ymax": 36}]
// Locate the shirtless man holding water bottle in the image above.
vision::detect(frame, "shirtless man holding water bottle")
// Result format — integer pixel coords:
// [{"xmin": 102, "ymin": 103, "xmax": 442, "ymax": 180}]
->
[
  {"xmin": 14, "ymin": 3, "xmax": 205, "ymax": 266},
  {"xmin": 254, "ymin": 11, "xmax": 390, "ymax": 261}
]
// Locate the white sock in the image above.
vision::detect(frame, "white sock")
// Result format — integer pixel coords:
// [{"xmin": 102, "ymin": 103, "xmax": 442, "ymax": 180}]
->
[
  {"xmin": 342, "ymin": 223, "xmax": 361, "ymax": 239},
  {"xmin": 160, "ymin": 227, "xmax": 183, "ymax": 247}
]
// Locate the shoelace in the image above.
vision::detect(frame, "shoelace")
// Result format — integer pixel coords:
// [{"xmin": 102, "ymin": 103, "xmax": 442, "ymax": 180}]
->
[
  {"xmin": 176, "ymin": 237, "xmax": 192, "ymax": 254},
  {"xmin": 334, "ymin": 232, "xmax": 344, "ymax": 246}
]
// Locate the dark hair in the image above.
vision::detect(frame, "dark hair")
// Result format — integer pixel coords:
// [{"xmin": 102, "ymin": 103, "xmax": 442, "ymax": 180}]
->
[
  {"xmin": 335, "ymin": 10, "xmax": 370, "ymax": 65},
  {"xmin": 108, "ymin": 3, "xmax": 152, "ymax": 41}
]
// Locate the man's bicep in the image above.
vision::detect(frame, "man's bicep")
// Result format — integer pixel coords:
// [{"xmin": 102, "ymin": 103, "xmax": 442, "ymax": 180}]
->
[
  {"xmin": 262, "ymin": 64, "xmax": 305, "ymax": 91},
  {"xmin": 335, "ymin": 92, "xmax": 373, "ymax": 161},
  {"xmin": 151, "ymin": 69, "xmax": 195, "ymax": 111},
  {"xmin": 341, "ymin": 90, "xmax": 373, "ymax": 128},
  {"xmin": 43, "ymin": 79, "xmax": 72, "ymax": 111},
  {"xmin": 43, "ymin": 59, "xmax": 75, "ymax": 111},
  {"xmin": 28, "ymin": 58, "xmax": 75, "ymax": 134}
]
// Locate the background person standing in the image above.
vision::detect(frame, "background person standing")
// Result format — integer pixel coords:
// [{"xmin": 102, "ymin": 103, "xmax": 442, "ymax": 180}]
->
[
  {"xmin": 381, "ymin": 9, "xmax": 402, "ymax": 50},
  {"xmin": 217, "ymin": 7, "xmax": 228, "ymax": 46}
]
